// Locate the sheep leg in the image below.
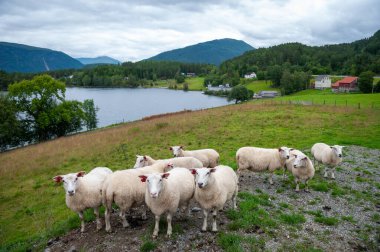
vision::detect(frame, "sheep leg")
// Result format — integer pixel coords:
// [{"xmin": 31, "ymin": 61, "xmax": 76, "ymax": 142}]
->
[
  {"xmin": 202, "ymin": 209, "xmax": 208, "ymax": 232},
  {"xmin": 232, "ymin": 190, "xmax": 238, "ymax": 210},
  {"xmin": 105, "ymin": 205, "xmax": 112, "ymax": 232},
  {"xmin": 141, "ymin": 206, "xmax": 147, "ymax": 220},
  {"xmin": 295, "ymin": 178, "xmax": 300, "ymax": 192},
  {"xmin": 166, "ymin": 213, "xmax": 173, "ymax": 238},
  {"xmin": 212, "ymin": 209, "xmax": 218, "ymax": 232},
  {"xmin": 78, "ymin": 211, "xmax": 85, "ymax": 233},
  {"xmin": 305, "ymin": 179, "xmax": 310, "ymax": 193},
  {"xmin": 282, "ymin": 167, "xmax": 286, "ymax": 179},
  {"xmin": 119, "ymin": 210, "xmax": 129, "ymax": 228},
  {"xmin": 94, "ymin": 207, "xmax": 102, "ymax": 231},
  {"xmin": 153, "ymin": 215, "xmax": 160, "ymax": 239},
  {"xmin": 269, "ymin": 173, "xmax": 274, "ymax": 185},
  {"xmin": 331, "ymin": 168, "xmax": 336, "ymax": 180},
  {"xmin": 324, "ymin": 167, "xmax": 328, "ymax": 178}
]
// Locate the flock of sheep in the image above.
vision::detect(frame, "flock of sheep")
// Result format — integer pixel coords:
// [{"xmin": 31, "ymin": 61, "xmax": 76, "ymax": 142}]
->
[{"xmin": 53, "ymin": 143, "xmax": 344, "ymax": 238}]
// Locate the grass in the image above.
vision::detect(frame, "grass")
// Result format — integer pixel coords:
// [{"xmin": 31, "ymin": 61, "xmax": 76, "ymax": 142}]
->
[
  {"xmin": 242, "ymin": 79, "xmax": 280, "ymax": 93},
  {"xmin": 279, "ymin": 213, "xmax": 306, "ymax": 225},
  {"xmin": 0, "ymin": 100, "xmax": 379, "ymax": 250},
  {"xmin": 314, "ymin": 216, "xmax": 340, "ymax": 226},
  {"xmin": 152, "ymin": 77, "xmax": 205, "ymax": 91},
  {"xmin": 276, "ymin": 89, "xmax": 380, "ymax": 108}
]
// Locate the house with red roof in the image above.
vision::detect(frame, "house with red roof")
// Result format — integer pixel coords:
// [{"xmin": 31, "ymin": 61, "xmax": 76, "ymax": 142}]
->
[{"xmin": 332, "ymin": 76, "xmax": 358, "ymax": 93}]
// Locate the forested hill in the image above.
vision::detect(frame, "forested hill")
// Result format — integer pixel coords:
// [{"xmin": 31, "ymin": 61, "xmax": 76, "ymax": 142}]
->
[
  {"xmin": 220, "ymin": 30, "xmax": 380, "ymax": 76},
  {"xmin": 0, "ymin": 42, "xmax": 83, "ymax": 73},
  {"xmin": 148, "ymin": 38, "xmax": 254, "ymax": 66}
]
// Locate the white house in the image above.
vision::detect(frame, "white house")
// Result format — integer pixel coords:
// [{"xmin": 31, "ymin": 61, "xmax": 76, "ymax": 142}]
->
[
  {"xmin": 244, "ymin": 72, "xmax": 257, "ymax": 79},
  {"xmin": 314, "ymin": 75, "xmax": 331, "ymax": 89}
]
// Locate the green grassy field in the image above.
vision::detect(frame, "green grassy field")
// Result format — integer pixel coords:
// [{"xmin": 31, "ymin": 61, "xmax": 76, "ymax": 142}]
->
[
  {"xmin": 152, "ymin": 77, "xmax": 205, "ymax": 91},
  {"xmin": 242, "ymin": 80, "xmax": 280, "ymax": 93},
  {"xmin": 1, "ymin": 100, "xmax": 379, "ymax": 251},
  {"xmin": 275, "ymin": 89, "xmax": 380, "ymax": 108}
]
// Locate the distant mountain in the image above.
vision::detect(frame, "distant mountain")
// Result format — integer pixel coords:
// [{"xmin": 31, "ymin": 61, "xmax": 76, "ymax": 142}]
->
[
  {"xmin": 0, "ymin": 42, "xmax": 83, "ymax": 73},
  {"xmin": 148, "ymin": 38, "xmax": 254, "ymax": 65},
  {"xmin": 76, "ymin": 56, "xmax": 120, "ymax": 65}
]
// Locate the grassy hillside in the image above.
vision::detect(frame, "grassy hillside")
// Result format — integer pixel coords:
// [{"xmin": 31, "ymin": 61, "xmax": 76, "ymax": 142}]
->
[
  {"xmin": 243, "ymin": 80, "xmax": 280, "ymax": 93},
  {"xmin": 1, "ymin": 101, "xmax": 379, "ymax": 250},
  {"xmin": 152, "ymin": 77, "xmax": 205, "ymax": 91},
  {"xmin": 275, "ymin": 90, "xmax": 380, "ymax": 108}
]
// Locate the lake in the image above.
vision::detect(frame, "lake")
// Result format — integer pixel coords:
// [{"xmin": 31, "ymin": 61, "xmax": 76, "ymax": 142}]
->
[{"xmin": 65, "ymin": 87, "xmax": 232, "ymax": 128}]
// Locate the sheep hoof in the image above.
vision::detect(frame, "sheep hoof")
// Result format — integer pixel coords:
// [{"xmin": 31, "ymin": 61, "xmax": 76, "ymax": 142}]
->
[
  {"xmin": 295, "ymin": 189, "xmax": 300, "ymax": 193},
  {"xmin": 166, "ymin": 233, "xmax": 172, "ymax": 238},
  {"xmin": 305, "ymin": 189, "xmax": 310, "ymax": 193},
  {"xmin": 152, "ymin": 234, "xmax": 158, "ymax": 239},
  {"xmin": 201, "ymin": 228, "xmax": 207, "ymax": 232},
  {"xmin": 212, "ymin": 229, "xmax": 218, "ymax": 232}
]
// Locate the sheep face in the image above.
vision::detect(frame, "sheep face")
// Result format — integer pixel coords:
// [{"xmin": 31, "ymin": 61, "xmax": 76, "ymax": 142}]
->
[
  {"xmin": 293, "ymin": 154, "xmax": 308, "ymax": 168},
  {"xmin": 134, "ymin": 155, "xmax": 148, "ymax": 168},
  {"xmin": 279, "ymin": 147, "xmax": 291, "ymax": 160},
  {"xmin": 170, "ymin": 146, "xmax": 183, "ymax": 157},
  {"xmin": 191, "ymin": 168, "xmax": 216, "ymax": 189},
  {"xmin": 53, "ymin": 171, "xmax": 86, "ymax": 196},
  {"xmin": 139, "ymin": 173, "xmax": 170, "ymax": 198},
  {"xmin": 330, "ymin": 145, "xmax": 344, "ymax": 158}
]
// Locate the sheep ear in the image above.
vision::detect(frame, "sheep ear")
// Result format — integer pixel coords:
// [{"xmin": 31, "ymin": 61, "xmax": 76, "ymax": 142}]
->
[
  {"xmin": 162, "ymin": 173, "xmax": 170, "ymax": 179},
  {"xmin": 303, "ymin": 156, "xmax": 308, "ymax": 160},
  {"xmin": 180, "ymin": 146, "xmax": 183, "ymax": 149},
  {"xmin": 139, "ymin": 175, "xmax": 147, "ymax": 182},
  {"xmin": 278, "ymin": 148, "xmax": 282, "ymax": 152},
  {"xmin": 290, "ymin": 148, "xmax": 294, "ymax": 151},
  {"xmin": 210, "ymin": 168, "xmax": 216, "ymax": 173},
  {"xmin": 167, "ymin": 162, "xmax": 174, "ymax": 168},
  {"xmin": 169, "ymin": 147, "xmax": 173, "ymax": 151},
  {"xmin": 77, "ymin": 171, "xmax": 86, "ymax": 177},
  {"xmin": 190, "ymin": 169, "xmax": 197, "ymax": 175},
  {"xmin": 143, "ymin": 156, "xmax": 147, "ymax": 161},
  {"xmin": 53, "ymin": 175, "xmax": 63, "ymax": 183}
]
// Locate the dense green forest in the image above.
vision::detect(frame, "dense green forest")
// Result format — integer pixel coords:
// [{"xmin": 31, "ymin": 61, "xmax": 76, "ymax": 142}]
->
[{"xmin": 219, "ymin": 30, "xmax": 380, "ymax": 77}]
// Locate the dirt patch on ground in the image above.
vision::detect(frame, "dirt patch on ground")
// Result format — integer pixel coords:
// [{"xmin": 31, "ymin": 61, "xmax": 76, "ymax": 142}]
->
[{"xmin": 45, "ymin": 146, "xmax": 380, "ymax": 251}]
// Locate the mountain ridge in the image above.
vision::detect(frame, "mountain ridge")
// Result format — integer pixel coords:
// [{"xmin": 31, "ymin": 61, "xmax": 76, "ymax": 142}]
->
[
  {"xmin": 147, "ymin": 38, "xmax": 254, "ymax": 65},
  {"xmin": 76, "ymin": 56, "xmax": 120, "ymax": 65}
]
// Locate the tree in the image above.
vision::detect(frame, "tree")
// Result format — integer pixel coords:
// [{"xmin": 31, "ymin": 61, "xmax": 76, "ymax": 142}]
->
[
  {"xmin": 358, "ymin": 71, "xmax": 375, "ymax": 93},
  {"xmin": 175, "ymin": 73, "xmax": 185, "ymax": 83},
  {"xmin": 8, "ymin": 75, "xmax": 92, "ymax": 142},
  {"xmin": 0, "ymin": 94, "xmax": 26, "ymax": 150},
  {"xmin": 228, "ymin": 85, "xmax": 253, "ymax": 104},
  {"xmin": 82, "ymin": 99, "xmax": 98, "ymax": 130}
]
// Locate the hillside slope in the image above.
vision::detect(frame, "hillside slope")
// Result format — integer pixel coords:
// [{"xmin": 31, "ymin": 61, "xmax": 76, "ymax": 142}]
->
[
  {"xmin": 148, "ymin": 38, "xmax": 254, "ymax": 65},
  {"xmin": 221, "ymin": 30, "xmax": 380, "ymax": 76},
  {"xmin": 76, "ymin": 56, "xmax": 120, "ymax": 65},
  {"xmin": 0, "ymin": 42, "xmax": 83, "ymax": 73}
]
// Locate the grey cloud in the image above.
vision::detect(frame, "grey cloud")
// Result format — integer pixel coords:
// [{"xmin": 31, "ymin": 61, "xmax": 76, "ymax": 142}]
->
[{"xmin": 0, "ymin": 0, "xmax": 379, "ymax": 62}]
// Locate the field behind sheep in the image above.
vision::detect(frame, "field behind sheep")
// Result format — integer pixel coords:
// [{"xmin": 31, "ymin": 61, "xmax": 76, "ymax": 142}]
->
[{"xmin": 0, "ymin": 101, "xmax": 379, "ymax": 251}]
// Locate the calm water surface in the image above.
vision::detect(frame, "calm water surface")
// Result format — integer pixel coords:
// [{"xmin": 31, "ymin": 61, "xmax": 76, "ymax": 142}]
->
[{"xmin": 65, "ymin": 87, "xmax": 232, "ymax": 128}]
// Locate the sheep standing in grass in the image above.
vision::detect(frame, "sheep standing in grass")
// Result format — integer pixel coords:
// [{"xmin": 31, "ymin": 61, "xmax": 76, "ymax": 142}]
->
[
  {"xmin": 169, "ymin": 146, "xmax": 219, "ymax": 168},
  {"xmin": 139, "ymin": 168, "xmax": 195, "ymax": 238},
  {"xmin": 311, "ymin": 143, "xmax": 344, "ymax": 179},
  {"xmin": 134, "ymin": 155, "xmax": 203, "ymax": 169},
  {"xmin": 236, "ymin": 146, "xmax": 292, "ymax": 185},
  {"xmin": 102, "ymin": 162, "xmax": 168, "ymax": 232},
  {"xmin": 285, "ymin": 150, "xmax": 315, "ymax": 192},
  {"xmin": 53, "ymin": 167, "xmax": 112, "ymax": 232},
  {"xmin": 190, "ymin": 166, "xmax": 238, "ymax": 232}
]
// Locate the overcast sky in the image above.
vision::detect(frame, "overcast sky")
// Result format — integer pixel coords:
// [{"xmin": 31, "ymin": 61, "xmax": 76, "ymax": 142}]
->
[{"xmin": 0, "ymin": 0, "xmax": 379, "ymax": 62}]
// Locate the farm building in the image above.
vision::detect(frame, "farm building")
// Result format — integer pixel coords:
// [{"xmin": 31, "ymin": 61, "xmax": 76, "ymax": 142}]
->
[
  {"xmin": 332, "ymin": 76, "xmax": 358, "ymax": 93},
  {"xmin": 314, "ymin": 75, "xmax": 331, "ymax": 89},
  {"xmin": 244, "ymin": 72, "xmax": 257, "ymax": 79}
]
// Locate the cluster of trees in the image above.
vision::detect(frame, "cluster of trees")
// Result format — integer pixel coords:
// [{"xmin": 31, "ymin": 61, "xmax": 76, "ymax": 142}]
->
[
  {"xmin": 358, "ymin": 71, "xmax": 380, "ymax": 93},
  {"xmin": 0, "ymin": 75, "xmax": 98, "ymax": 151},
  {"xmin": 47, "ymin": 61, "xmax": 214, "ymax": 88}
]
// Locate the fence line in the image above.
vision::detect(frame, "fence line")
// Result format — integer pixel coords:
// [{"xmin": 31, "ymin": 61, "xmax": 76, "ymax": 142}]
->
[{"xmin": 258, "ymin": 99, "xmax": 379, "ymax": 109}]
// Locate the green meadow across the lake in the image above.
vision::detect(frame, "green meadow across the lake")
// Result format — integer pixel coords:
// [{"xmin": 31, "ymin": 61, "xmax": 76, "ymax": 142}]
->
[{"xmin": 0, "ymin": 92, "xmax": 379, "ymax": 251}]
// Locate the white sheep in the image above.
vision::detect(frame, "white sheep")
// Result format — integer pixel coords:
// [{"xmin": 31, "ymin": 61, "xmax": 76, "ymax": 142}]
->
[
  {"xmin": 102, "ymin": 162, "xmax": 168, "ymax": 232},
  {"xmin": 311, "ymin": 143, "xmax": 344, "ymax": 179},
  {"xmin": 169, "ymin": 146, "xmax": 220, "ymax": 168},
  {"xmin": 139, "ymin": 168, "xmax": 195, "ymax": 238},
  {"xmin": 53, "ymin": 167, "xmax": 112, "ymax": 232},
  {"xmin": 190, "ymin": 166, "xmax": 238, "ymax": 232},
  {"xmin": 134, "ymin": 155, "xmax": 203, "ymax": 169},
  {"xmin": 285, "ymin": 150, "xmax": 315, "ymax": 192},
  {"xmin": 236, "ymin": 146, "xmax": 292, "ymax": 185}
]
